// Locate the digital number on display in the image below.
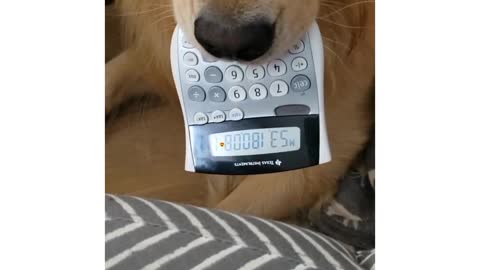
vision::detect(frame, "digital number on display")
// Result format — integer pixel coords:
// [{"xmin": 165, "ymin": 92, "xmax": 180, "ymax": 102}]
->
[{"xmin": 209, "ymin": 127, "xmax": 301, "ymax": 157}]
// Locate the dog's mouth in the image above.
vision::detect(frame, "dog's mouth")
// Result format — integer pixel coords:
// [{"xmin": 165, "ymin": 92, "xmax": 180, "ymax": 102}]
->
[
  {"xmin": 194, "ymin": 17, "xmax": 276, "ymax": 62},
  {"xmin": 186, "ymin": 6, "xmax": 284, "ymax": 64}
]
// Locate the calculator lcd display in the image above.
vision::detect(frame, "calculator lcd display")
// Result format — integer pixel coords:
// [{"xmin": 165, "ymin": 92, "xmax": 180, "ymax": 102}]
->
[{"xmin": 209, "ymin": 127, "xmax": 301, "ymax": 157}]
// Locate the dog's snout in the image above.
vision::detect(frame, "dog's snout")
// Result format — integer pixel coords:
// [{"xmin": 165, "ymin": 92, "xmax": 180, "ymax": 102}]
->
[{"xmin": 194, "ymin": 16, "xmax": 274, "ymax": 61}]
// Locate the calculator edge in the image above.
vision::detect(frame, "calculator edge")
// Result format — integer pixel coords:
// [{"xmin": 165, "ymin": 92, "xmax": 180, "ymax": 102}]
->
[{"xmin": 171, "ymin": 26, "xmax": 196, "ymax": 172}]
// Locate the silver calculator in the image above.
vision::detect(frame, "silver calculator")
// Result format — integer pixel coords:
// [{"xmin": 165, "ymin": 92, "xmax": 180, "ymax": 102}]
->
[{"xmin": 170, "ymin": 22, "xmax": 331, "ymax": 175}]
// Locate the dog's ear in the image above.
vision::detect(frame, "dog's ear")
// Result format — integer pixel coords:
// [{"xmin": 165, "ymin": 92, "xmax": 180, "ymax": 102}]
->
[{"xmin": 106, "ymin": 0, "xmax": 115, "ymax": 6}]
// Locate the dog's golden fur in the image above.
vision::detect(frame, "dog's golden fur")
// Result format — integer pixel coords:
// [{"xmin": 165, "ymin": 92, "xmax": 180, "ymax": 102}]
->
[{"xmin": 106, "ymin": 0, "xmax": 375, "ymax": 220}]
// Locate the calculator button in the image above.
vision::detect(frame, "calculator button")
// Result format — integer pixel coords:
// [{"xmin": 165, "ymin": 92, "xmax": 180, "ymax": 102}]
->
[
  {"xmin": 208, "ymin": 86, "xmax": 226, "ymax": 102},
  {"xmin": 210, "ymin": 110, "xmax": 226, "ymax": 123},
  {"xmin": 183, "ymin": 52, "xmax": 199, "ymax": 66},
  {"xmin": 205, "ymin": 66, "xmax": 223, "ymax": 83},
  {"xmin": 202, "ymin": 53, "xmax": 218, "ymax": 63},
  {"xmin": 248, "ymin": 84, "xmax": 268, "ymax": 100},
  {"xmin": 246, "ymin": 65, "xmax": 265, "ymax": 81},
  {"xmin": 269, "ymin": 80, "xmax": 289, "ymax": 97},
  {"xmin": 225, "ymin": 65, "xmax": 244, "ymax": 83},
  {"xmin": 291, "ymin": 75, "xmax": 311, "ymax": 92},
  {"xmin": 275, "ymin": 105, "xmax": 311, "ymax": 116},
  {"xmin": 267, "ymin": 60, "xmax": 287, "ymax": 77},
  {"xmin": 289, "ymin": 40, "xmax": 305, "ymax": 54},
  {"xmin": 193, "ymin": 112, "xmax": 208, "ymax": 125},
  {"xmin": 181, "ymin": 36, "xmax": 194, "ymax": 49},
  {"xmin": 229, "ymin": 108, "xmax": 244, "ymax": 121},
  {"xmin": 228, "ymin": 86, "xmax": 247, "ymax": 102},
  {"xmin": 188, "ymin": 86, "xmax": 206, "ymax": 102},
  {"xmin": 292, "ymin": 57, "xmax": 308, "ymax": 71},
  {"xmin": 185, "ymin": 69, "xmax": 200, "ymax": 82}
]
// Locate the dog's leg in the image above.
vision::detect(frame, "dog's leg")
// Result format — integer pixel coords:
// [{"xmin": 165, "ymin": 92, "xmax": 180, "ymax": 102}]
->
[{"xmin": 106, "ymin": 48, "xmax": 155, "ymax": 114}]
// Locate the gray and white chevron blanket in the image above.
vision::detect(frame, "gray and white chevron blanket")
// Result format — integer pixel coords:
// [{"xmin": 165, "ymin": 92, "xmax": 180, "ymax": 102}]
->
[{"xmin": 105, "ymin": 194, "xmax": 374, "ymax": 270}]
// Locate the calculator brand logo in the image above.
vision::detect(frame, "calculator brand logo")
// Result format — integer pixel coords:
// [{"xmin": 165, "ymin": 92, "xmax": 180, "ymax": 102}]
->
[{"xmin": 275, "ymin": 159, "xmax": 282, "ymax": 166}]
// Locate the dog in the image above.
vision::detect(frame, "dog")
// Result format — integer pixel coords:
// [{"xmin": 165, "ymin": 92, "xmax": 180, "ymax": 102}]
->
[{"xmin": 106, "ymin": 0, "xmax": 375, "ymax": 221}]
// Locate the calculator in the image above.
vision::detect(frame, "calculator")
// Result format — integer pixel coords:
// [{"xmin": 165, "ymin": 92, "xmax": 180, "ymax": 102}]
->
[{"xmin": 170, "ymin": 22, "xmax": 331, "ymax": 175}]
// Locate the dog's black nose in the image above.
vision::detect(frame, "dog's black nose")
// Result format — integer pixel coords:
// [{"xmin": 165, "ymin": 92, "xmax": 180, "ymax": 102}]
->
[{"xmin": 194, "ymin": 16, "xmax": 274, "ymax": 61}]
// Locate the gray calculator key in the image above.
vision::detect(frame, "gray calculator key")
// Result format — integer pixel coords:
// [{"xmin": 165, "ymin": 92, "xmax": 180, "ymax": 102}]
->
[
  {"xmin": 275, "ymin": 105, "xmax": 311, "ymax": 116},
  {"xmin": 205, "ymin": 66, "xmax": 223, "ymax": 83},
  {"xmin": 188, "ymin": 86, "xmax": 206, "ymax": 102},
  {"xmin": 208, "ymin": 86, "xmax": 226, "ymax": 102},
  {"xmin": 291, "ymin": 75, "xmax": 311, "ymax": 92}
]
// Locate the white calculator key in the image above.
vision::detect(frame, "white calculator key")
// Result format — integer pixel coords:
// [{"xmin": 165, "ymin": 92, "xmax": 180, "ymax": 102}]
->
[
  {"xmin": 183, "ymin": 52, "xmax": 199, "ymax": 66},
  {"xmin": 246, "ymin": 65, "xmax": 265, "ymax": 81},
  {"xmin": 229, "ymin": 108, "xmax": 244, "ymax": 121},
  {"xmin": 289, "ymin": 40, "xmax": 305, "ymax": 54},
  {"xmin": 202, "ymin": 53, "xmax": 218, "ymax": 63},
  {"xmin": 225, "ymin": 65, "xmax": 244, "ymax": 83},
  {"xmin": 181, "ymin": 35, "xmax": 194, "ymax": 49},
  {"xmin": 210, "ymin": 110, "xmax": 226, "ymax": 123},
  {"xmin": 185, "ymin": 69, "xmax": 200, "ymax": 82},
  {"xmin": 228, "ymin": 86, "xmax": 247, "ymax": 102},
  {"xmin": 292, "ymin": 57, "xmax": 308, "ymax": 71},
  {"xmin": 248, "ymin": 84, "xmax": 268, "ymax": 100},
  {"xmin": 267, "ymin": 60, "xmax": 287, "ymax": 77},
  {"xmin": 270, "ymin": 80, "xmax": 289, "ymax": 97},
  {"xmin": 193, "ymin": 112, "xmax": 208, "ymax": 125}
]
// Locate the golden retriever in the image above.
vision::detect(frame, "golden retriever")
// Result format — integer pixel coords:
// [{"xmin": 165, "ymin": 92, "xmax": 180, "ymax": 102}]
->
[{"xmin": 106, "ymin": 0, "xmax": 375, "ymax": 221}]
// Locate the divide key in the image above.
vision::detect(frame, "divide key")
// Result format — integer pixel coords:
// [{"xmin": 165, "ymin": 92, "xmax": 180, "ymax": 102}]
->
[{"xmin": 291, "ymin": 75, "xmax": 311, "ymax": 92}]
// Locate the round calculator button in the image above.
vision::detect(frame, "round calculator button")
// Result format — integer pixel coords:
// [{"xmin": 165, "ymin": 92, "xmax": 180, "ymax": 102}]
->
[
  {"xmin": 267, "ymin": 60, "xmax": 287, "ymax": 77},
  {"xmin": 292, "ymin": 57, "xmax": 308, "ymax": 72},
  {"xmin": 183, "ymin": 52, "xmax": 199, "ymax": 66},
  {"xmin": 193, "ymin": 112, "xmax": 208, "ymax": 125},
  {"xmin": 208, "ymin": 86, "xmax": 226, "ymax": 102},
  {"xmin": 229, "ymin": 108, "xmax": 244, "ymax": 121},
  {"xmin": 181, "ymin": 35, "xmax": 194, "ymax": 49},
  {"xmin": 185, "ymin": 69, "xmax": 200, "ymax": 82},
  {"xmin": 248, "ymin": 84, "xmax": 268, "ymax": 100},
  {"xmin": 270, "ymin": 80, "xmax": 289, "ymax": 97},
  {"xmin": 246, "ymin": 65, "xmax": 265, "ymax": 81},
  {"xmin": 188, "ymin": 86, "xmax": 206, "ymax": 102},
  {"xmin": 291, "ymin": 75, "xmax": 311, "ymax": 92},
  {"xmin": 289, "ymin": 40, "xmax": 305, "ymax": 54},
  {"xmin": 210, "ymin": 110, "xmax": 226, "ymax": 123},
  {"xmin": 205, "ymin": 66, "xmax": 223, "ymax": 83},
  {"xmin": 228, "ymin": 86, "xmax": 247, "ymax": 102},
  {"xmin": 225, "ymin": 65, "xmax": 244, "ymax": 83},
  {"xmin": 202, "ymin": 53, "xmax": 218, "ymax": 63}
]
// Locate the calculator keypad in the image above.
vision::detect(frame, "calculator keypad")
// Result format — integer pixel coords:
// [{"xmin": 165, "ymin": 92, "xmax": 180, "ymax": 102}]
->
[
  {"xmin": 225, "ymin": 66, "xmax": 244, "ymax": 83},
  {"xmin": 204, "ymin": 66, "xmax": 223, "ymax": 83},
  {"xmin": 228, "ymin": 86, "xmax": 247, "ymax": 102},
  {"xmin": 267, "ymin": 60, "xmax": 287, "ymax": 77},
  {"xmin": 183, "ymin": 52, "xmax": 199, "ymax": 66},
  {"xmin": 269, "ymin": 80, "xmax": 289, "ymax": 97},
  {"xmin": 208, "ymin": 86, "xmax": 226, "ymax": 102},
  {"xmin": 188, "ymin": 86, "xmax": 206, "ymax": 102},
  {"xmin": 289, "ymin": 40, "xmax": 305, "ymax": 54},
  {"xmin": 229, "ymin": 108, "xmax": 244, "ymax": 121},
  {"xmin": 246, "ymin": 65, "xmax": 266, "ymax": 81},
  {"xmin": 248, "ymin": 84, "xmax": 268, "ymax": 100},
  {"xmin": 186, "ymin": 69, "xmax": 200, "ymax": 82},
  {"xmin": 177, "ymin": 31, "xmax": 319, "ymax": 126},
  {"xmin": 210, "ymin": 110, "xmax": 226, "ymax": 123},
  {"xmin": 292, "ymin": 57, "xmax": 308, "ymax": 71}
]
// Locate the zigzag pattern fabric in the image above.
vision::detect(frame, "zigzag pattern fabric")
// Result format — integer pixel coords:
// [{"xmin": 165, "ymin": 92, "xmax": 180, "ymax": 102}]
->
[{"xmin": 106, "ymin": 194, "xmax": 374, "ymax": 270}]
